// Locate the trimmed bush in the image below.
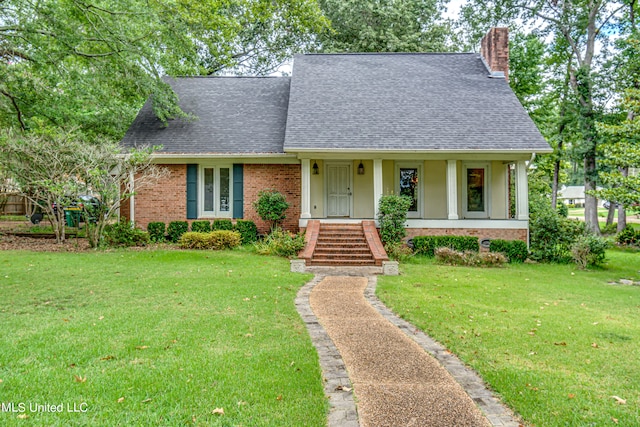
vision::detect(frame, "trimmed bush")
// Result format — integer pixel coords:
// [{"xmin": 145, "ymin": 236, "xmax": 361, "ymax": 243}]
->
[
  {"xmin": 212, "ymin": 219, "xmax": 233, "ymax": 231},
  {"xmin": 253, "ymin": 189, "xmax": 290, "ymax": 230},
  {"xmin": 254, "ymin": 229, "xmax": 305, "ymax": 258},
  {"xmin": 489, "ymin": 239, "xmax": 529, "ymax": 263},
  {"xmin": 178, "ymin": 230, "xmax": 241, "ymax": 250},
  {"xmin": 377, "ymin": 194, "xmax": 412, "ymax": 245},
  {"xmin": 571, "ymin": 234, "xmax": 608, "ymax": 269},
  {"xmin": 103, "ymin": 220, "xmax": 149, "ymax": 247},
  {"xmin": 616, "ymin": 226, "xmax": 639, "ymax": 246},
  {"xmin": 190, "ymin": 220, "xmax": 211, "ymax": 233},
  {"xmin": 209, "ymin": 230, "xmax": 241, "ymax": 249},
  {"xmin": 435, "ymin": 247, "xmax": 507, "ymax": 267},
  {"xmin": 167, "ymin": 221, "xmax": 189, "ymax": 243},
  {"xmin": 235, "ymin": 219, "xmax": 258, "ymax": 244},
  {"xmin": 147, "ymin": 222, "xmax": 166, "ymax": 243},
  {"xmin": 413, "ymin": 235, "xmax": 480, "ymax": 257}
]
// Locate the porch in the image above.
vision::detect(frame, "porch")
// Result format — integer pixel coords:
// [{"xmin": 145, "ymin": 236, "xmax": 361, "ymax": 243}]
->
[{"xmin": 297, "ymin": 157, "xmax": 531, "ymax": 240}]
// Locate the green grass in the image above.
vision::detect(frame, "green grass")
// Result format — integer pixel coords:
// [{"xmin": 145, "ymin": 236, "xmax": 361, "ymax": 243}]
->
[
  {"xmin": 0, "ymin": 249, "xmax": 325, "ymax": 426},
  {"xmin": 377, "ymin": 250, "xmax": 640, "ymax": 426}
]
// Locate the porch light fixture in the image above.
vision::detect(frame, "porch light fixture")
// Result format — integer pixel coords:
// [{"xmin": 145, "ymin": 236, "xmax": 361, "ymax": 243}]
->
[
  {"xmin": 357, "ymin": 161, "xmax": 365, "ymax": 175},
  {"xmin": 312, "ymin": 161, "xmax": 319, "ymax": 175}
]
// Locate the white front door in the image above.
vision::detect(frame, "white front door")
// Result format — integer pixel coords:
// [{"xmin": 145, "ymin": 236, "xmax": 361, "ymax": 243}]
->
[{"xmin": 327, "ymin": 164, "xmax": 351, "ymax": 217}]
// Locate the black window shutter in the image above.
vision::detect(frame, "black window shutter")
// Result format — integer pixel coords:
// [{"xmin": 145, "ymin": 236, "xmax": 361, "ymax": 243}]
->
[
  {"xmin": 233, "ymin": 164, "xmax": 243, "ymax": 219},
  {"xmin": 186, "ymin": 164, "xmax": 197, "ymax": 219}
]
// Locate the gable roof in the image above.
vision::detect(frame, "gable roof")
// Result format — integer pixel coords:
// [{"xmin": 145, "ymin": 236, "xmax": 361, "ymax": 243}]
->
[
  {"xmin": 122, "ymin": 77, "xmax": 291, "ymax": 154},
  {"xmin": 283, "ymin": 53, "xmax": 550, "ymax": 153},
  {"xmin": 122, "ymin": 53, "xmax": 551, "ymax": 155}
]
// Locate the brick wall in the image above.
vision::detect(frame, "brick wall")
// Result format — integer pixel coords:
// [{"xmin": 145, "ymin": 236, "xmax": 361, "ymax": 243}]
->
[
  {"xmin": 481, "ymin": 27, "xmax": 509, "ymax": 81},
  {"xmin": 406, "ymin": 227, "xmax": 527, "ymax": 243},
  {"xmin": 121, "ymin": 164, "xmax": 186, "ymax": 230},
  {"xmin": 243, "ymin": 164, "xmax": 301, "ymax": 234}
]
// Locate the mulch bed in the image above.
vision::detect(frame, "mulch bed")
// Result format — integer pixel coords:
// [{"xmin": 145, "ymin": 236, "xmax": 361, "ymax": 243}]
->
[{"xmin": 0, "ymin": 234, "xmax": 91, "ymax": 252}]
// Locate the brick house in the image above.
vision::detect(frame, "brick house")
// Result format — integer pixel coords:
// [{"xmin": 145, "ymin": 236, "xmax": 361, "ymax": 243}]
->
[{"xmin": 121, "ymin": 28, "xmax": 551, "ymax": 249}]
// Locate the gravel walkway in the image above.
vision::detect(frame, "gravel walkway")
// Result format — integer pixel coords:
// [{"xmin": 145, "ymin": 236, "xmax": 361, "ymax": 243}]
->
[{"xmin": 303, "ymin": 275, "xmax": 520, "ymax": 427}]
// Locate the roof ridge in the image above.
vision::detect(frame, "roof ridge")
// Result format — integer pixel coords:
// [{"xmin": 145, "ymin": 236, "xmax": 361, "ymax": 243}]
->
[{"xmin": 298, "ymin": 52, "xmax": 476, "ymax": 57}]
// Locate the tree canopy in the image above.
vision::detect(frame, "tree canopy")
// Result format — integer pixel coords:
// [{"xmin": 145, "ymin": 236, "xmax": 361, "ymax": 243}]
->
[
  {"xmin": 0, "ymin": 0, "xmax": 328, "ymax": 140},
  {"xmin": 316, "ymin": 0, "xmax": 454, "ymax": 52}
]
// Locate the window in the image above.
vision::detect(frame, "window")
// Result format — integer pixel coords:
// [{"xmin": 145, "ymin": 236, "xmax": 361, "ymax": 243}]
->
[
  {"xmin": 396, "ymin": 163, "xmax": 422, "ymax": 218},
  {"xmin": 463, "ymin": 163, "xmax": 490, "ymax": 218},
  {"xmin": 200, "ymin": 165, "xmax": 232, "ymax": 218}
]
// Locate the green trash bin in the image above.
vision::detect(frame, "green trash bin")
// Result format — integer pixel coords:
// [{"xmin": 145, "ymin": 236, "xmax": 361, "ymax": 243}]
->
[{"xmin": 65, "ymin": 208, "xmax": 82, "ymax": 227}]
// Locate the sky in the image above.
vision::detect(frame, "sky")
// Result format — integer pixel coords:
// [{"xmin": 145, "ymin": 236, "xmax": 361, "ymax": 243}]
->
[{"xmin": 444, "ymin": 0, "xmax": 466, "ymax": 20}]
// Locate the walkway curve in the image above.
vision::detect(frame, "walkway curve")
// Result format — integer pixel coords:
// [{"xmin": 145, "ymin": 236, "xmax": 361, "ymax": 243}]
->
[{"xmin": 296, "ymin": 274, "xmax": 522, "ymax": 427}]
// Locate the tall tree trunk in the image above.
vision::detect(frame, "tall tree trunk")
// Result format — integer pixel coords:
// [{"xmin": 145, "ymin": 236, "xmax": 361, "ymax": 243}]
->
[
  {"xmin": 551, "ymin": 96, "xmax": 568, "ymax": 209},
  {"xmin": 606, "ymin": 202, "xmax": 616, "ymax": 226},
  {"xmin": 617, "ymin": 166, "xmax": 629, "ymax": 232}
]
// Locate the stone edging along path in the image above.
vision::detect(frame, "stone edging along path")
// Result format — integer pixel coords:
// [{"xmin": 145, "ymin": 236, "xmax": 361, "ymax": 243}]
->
[{"xmin": 296, "ymin": 274, "xmax": 523, "ymax": 427}]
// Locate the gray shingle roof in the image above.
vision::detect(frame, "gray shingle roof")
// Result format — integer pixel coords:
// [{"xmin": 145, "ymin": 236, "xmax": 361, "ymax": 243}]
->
[
  {"xmin": 122, "ymin": 77, "xmax": 291, "ymax": 154},
  {"xmin": 283, "ymin": 53, "xmax": 551, "ymax": 153}
]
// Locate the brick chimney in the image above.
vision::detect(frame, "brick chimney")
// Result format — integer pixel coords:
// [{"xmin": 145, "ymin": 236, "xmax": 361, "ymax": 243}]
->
[{"xmin": 480, "ymin": 27, "xmax": 509, "ymax": 81}]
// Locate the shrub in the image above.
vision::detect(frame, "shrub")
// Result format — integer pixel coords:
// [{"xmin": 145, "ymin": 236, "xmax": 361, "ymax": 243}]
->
[
  {"xmin": 489, "ymin": 239, "xmax": 528, "ymax": 263},
  {"xmin": 253, "ymin": 190, "xmax": 290, "ymax": 230},
  {"xmin": 178, "ymin": 231, "xmax": 241, "ymax": 250},
  {"xmin": 377, "ymin": 194, "xmax": 413, "ymax": 245},
  {"xmin": 529, "ymin": 209, "xmax": 585, "ymax": 263},
  {"xmin": 571, "ymin": 234, "xmax": 608, "ymax": 269},
  {"xmin": 208, "ymin": 230, "xmax": 241, "ymax": 250},
  {"xmin": 103, "ymin": 220, "xmax": 149, "ymax": 247},
  {"xmin": 254, "ymin": 229, "xmax": 305, "ymax": 258},
  {"xmin": 235, "ymin": 219, "xmax": 258, "ymax": 244},
  {"xmin": 212, "ymin": 219, "xmax": 233, "ymax": 231},
  {"xmin": 435, "ymin": 247, "xmax": 507, "ymax": 267},
  {"xmin": 190, "ymin": 220, "xmax": 211, "ymax": 233},
  {"xmin": 178, "ymin": 232, "xmax": 210, "ymax": 250},
  {"xmin": 413, "ymin": 235, "xmax": 480, "ymax": 257},
  {"xmin": 556, "ymin": 202, "xmax": 569, "ymax": 218},
  {"xmin": 147, "ymin": 222, "xmax": 166, "ymax": 242},
  {"xmin": 616, "ymin": 226, "xmax": 639, "ymax": 246},
  {"xmin": 167, "ymin": 221, "xmax": 189, "ymax": 243},
  {"xmin": 601, "ymin": 223, "xmax": 618, "ymax": 235},
  {"xmin": 384, "ymin": 242, "xmax": 413, "ymax": 262}
]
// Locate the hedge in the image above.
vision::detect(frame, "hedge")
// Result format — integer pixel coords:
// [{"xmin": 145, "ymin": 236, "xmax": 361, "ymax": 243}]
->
[
  {"xmin": 489, "ymin": 239, "xmax": 529, "ymax": 263},
  {"xmin": 412, "ymin": 235, "xmax": 480, "ymax": 257}
]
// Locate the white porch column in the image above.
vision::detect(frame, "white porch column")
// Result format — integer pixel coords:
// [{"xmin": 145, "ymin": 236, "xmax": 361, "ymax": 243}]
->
[
  {"xmin": 446, "ymin": 160, "xmax": 459, "ymax": 220},
  {"xmin": 373, "ymin": 159, "xmax": 383, "ymax": 219},
  {"xmin": 300, "ymin": 159, "xmax": 311, "ymax": 219},
  {"xmin": 516, "ymin": 160, "xmax": 529, "ymax": 220},
  {"xmin": 129, "ymin": 171, "xmax": 135, "ymax": 223}
]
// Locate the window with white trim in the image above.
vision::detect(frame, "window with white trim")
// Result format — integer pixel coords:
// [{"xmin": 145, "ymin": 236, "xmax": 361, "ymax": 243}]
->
[
  {"xmin": 200, "ymin": 165, "xmax": 232, "ymax": 218},
  {"xmin": 463, "ymin": 163, "xmax": 490, "ymax": 218}
]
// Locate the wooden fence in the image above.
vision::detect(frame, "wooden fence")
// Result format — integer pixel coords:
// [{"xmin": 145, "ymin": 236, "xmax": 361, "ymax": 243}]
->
[{"xmin": 0, "ymin": 193, "xmax": 27, "ymax": 216}]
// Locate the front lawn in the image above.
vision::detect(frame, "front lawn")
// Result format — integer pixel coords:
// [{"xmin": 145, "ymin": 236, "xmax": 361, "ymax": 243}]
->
[
  {"xmin": 377, "ymin": 249, "xmax": 640, "ymax": 426},
  {"xmin": 0, "ymin": 249, "xmax": 325, "ymax": 426}
]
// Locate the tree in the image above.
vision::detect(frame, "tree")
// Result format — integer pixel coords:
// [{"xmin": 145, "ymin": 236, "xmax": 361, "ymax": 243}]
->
[
  {"xmin": 0, "ymin": 129, "xmax": 166, "ymax": 245},
  {"xmin": 316, "ymin": 0, "xmax": 453, "ymax": 53},
  {"xmin": 75, "ymin": 143, "xmax": 168, "ymax": 248},
  {"xmin": 459, "ymin": 0, "xmax": 629, "ymax": 234},
  {"xmin": 595, "ymin": 88, "xmax": 640, "ymax": 221},
  {"xmin": 253, "ymin": 189, "xmax": 290, "ymax": 231},
  {"xmin": 0, "ymin": 0, "xmax": 328, "ymax": 140}
]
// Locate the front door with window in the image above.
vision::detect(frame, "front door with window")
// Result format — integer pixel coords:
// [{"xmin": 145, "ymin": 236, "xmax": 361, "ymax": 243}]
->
[
  {"xmin": 397, "ymin": 164, "xmax": 422, "ymax": 218},
  {"xmin": 327, "ymin": 164, "xmax": 350, "ymax": 217}
]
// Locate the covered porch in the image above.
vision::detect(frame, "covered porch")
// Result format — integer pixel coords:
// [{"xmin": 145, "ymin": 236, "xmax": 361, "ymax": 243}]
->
[{"xmin": 297, "ymin": 154, "xmax": 531, "ymax": 241}]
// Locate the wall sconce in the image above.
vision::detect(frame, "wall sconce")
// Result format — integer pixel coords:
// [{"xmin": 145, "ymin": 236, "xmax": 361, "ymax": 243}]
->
[
  {"xmin": 312, "ymin": 161, "xmax": 319, "ymax": 175},
  {"xmin": 357, "ymin": 161, "xmax": 365, "ymax": 175}
]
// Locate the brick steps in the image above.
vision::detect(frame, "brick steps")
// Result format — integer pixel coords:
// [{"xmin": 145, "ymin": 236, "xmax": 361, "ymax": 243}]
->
[{"xmin": 309, "ymin": 223, "xmax": 377, "ymax": 266}]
